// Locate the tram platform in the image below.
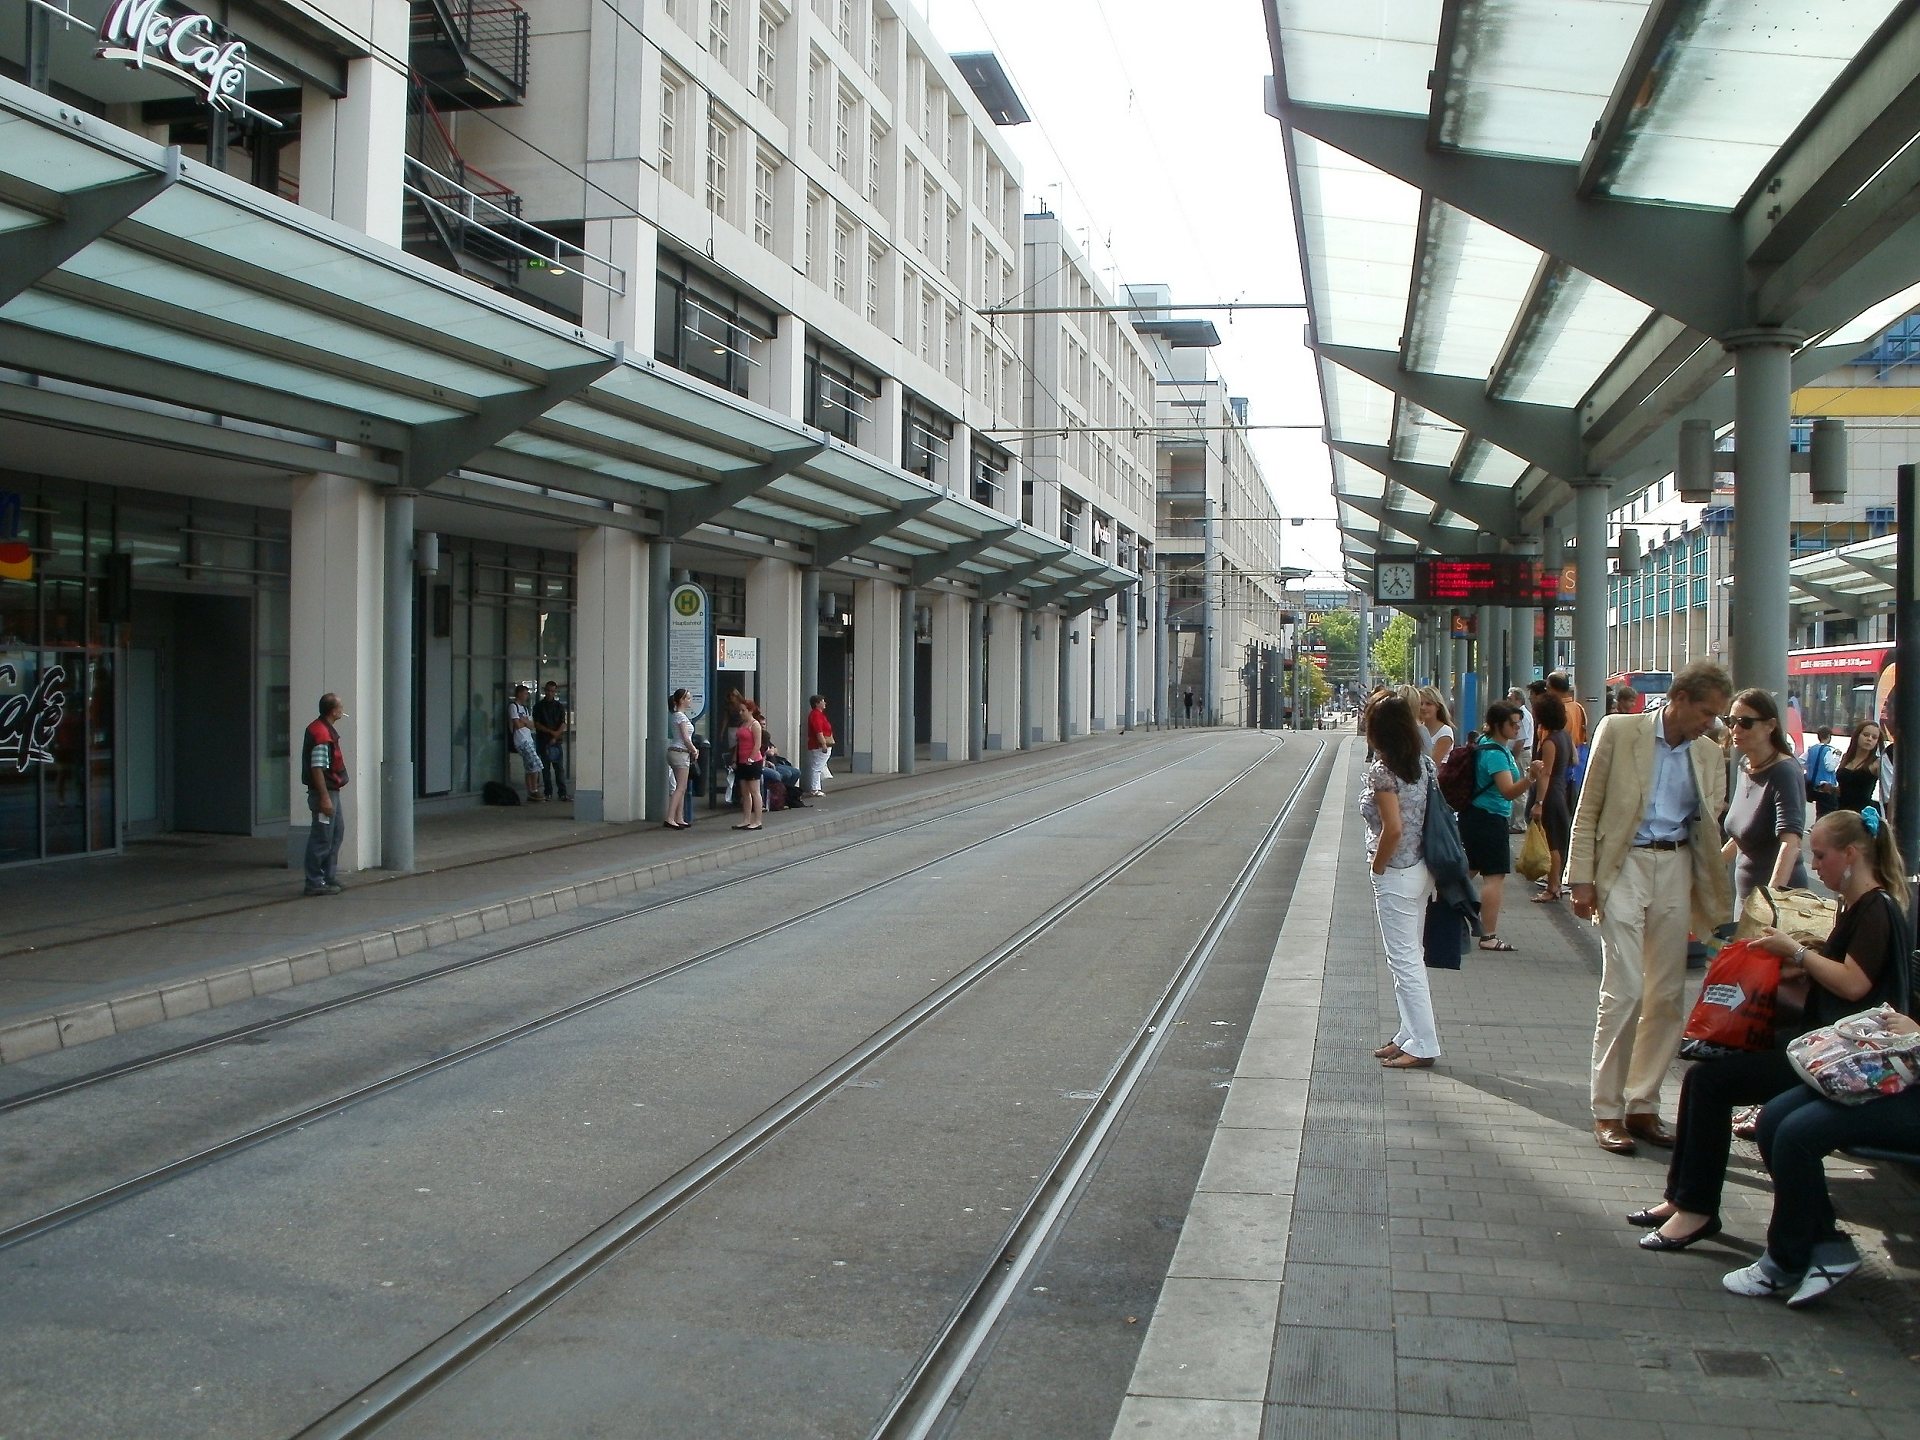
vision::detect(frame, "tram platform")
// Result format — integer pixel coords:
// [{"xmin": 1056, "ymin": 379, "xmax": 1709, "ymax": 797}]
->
[
  {"xmin": 0, "ymin": 741, "xmax": 1108, "ymax": 1069},
  {"xmin": 1114, "ymin": 739, "xmax": 1920, "ymax": 1439}
]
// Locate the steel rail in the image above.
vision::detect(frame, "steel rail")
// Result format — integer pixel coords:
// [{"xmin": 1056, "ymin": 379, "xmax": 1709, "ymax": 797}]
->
[
  {"xmin": 870, "ymin": 741, "xmax": 1330, "ymax": 1440},
  {"xmin": 0, "ymin": 738, "xmax": 1258, "ymax": 1254},
  {"xmin": 287, "ymin": 739, "xmax": 1307, "ymax": 1440},
  {"xmin": 0, "ymin": 742, "xmax": 1200, "ymax": 1117}
]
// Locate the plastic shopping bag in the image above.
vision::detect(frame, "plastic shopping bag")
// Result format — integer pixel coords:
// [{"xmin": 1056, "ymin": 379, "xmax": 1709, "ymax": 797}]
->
[
  {"xmin": 1516, "ymin": 821, "xmax": 1551, "ymax": 883},
  {"xmin": 1679, "ymin": 939, "xmax": 1783, "ymax": 1061}
]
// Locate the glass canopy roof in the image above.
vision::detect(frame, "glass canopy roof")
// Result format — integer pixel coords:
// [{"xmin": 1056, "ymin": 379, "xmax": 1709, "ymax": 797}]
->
[
  {"xmin": 1268, "ymin": 0, "xmax": 1920, "ymax": 585},
  {"xmin": 0, "ymin": 79, "xmax": 1131, "ymax": 605}
]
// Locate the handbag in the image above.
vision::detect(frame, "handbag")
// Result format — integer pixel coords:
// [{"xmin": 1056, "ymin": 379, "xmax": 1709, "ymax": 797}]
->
[
  {"xmin": 1787, "ymin": 1004, "xmax": 1920, "ymax": 1104},
  {"xmin": 1421, "ymin": 775, "xmax": 1471, "ymax": 892},
  {"xmin": 1516, "ymin": 821, "xmax": 1551, "ymax": 883},
  {"xmin": 1733, "ymin": 886, "xmax": 1837, "ymax": 945},
  {"xmin": 1422, "ymin": 897, "xmax": 1466, "ymax": 970},
  {"xmin": 1679, "ymin": 938, "xmax": 1783, "ymax": 1060}
]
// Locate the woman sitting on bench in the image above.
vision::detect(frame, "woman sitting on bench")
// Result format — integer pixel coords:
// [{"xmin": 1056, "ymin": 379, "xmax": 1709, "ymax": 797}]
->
[{"xmin": 1628, "ymin": 807, "xmax": 1913, "ymax": 1307}]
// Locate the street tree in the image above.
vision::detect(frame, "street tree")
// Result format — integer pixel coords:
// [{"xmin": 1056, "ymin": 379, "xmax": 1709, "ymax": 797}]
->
[{"xmin": 1371, "ymin": 611, "xmax": 1417, "ymax": 685}]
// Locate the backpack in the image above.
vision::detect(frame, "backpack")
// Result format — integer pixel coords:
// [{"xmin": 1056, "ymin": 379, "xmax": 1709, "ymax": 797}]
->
[
  {"xmin": 1437, "ymin": 736, "xmax": 1500, "ymax": 813},
  {"xmin": 481, "ymin": 779, "xmax": 521, "ymax": 806},
  {"xmin": 1805, "ymin": 744, "xmax": 1830, "ymax": 803}
]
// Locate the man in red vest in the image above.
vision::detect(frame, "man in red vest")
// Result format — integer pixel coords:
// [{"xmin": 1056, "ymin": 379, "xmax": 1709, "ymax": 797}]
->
[{"xmin": 303, "ymin": 692, "xmax": 349, "ymax": 896}]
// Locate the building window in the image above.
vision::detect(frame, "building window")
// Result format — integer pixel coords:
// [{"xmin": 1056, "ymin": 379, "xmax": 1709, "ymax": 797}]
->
[
  {"xmin": 804, "ymin": 187, "xmax": 825, "ymax": 279},
  {"xmin": 902, "ymin": 394, "xmax": 951, "ymax": 479},
  {"xmin": 706, "ymin": 113, "xmax": 736, "ymax": 221},
  {"xmin": 1868, "ymin": 505, "xmax": 1895, "ymax": 537},
  {"xmin": 708, "ymin": 0, "xmax": 732, "ymax": 68},
  {"xmin": 833, "ymin": 85, "xmax": 856, "ymax": 178},
  {"xmin": 755, "ymin": 6, "xmax": 780, "ymax": 104},
  {"xmin": 654, "ymin": 257, "xmax": 773, "ymax": 398},
  {"xmin": 942, "ymin": 302, "xmax": 957, "ymax": 379},
  {"xmin": 868, "ymin": 11, "xmax": 883, "ymax": 79},
  {"xmin": 866, "ymin": 117, "xmax": 885, "ymax": 204},
  {"xmin": 803, "ymin": 339, "xmax": 877, "ymax": 444},
  {"xmin": 832, "ymin": 215, "xmax": 853, "ymax": 305},
  {"xmin": 753, "ymin": 147, "xmax": 778, "ymax": 250},
  {"xmin": 973, "ymin": 446, "xmax": 1007, "ymax": 510},
  {"xmin": 865, "ymin": 237, "xmax": 884, "ymax": 325},
  {"xmin": 807, "ymin": 52, "xmax": 826, "ymax": 152},
  {"xmin": 659, "ymin": 70, "xmax": 684, "ymax": 185},
  {"xmin": 836, "ymin": 0, "xmax": 857, "ymax": 52}
]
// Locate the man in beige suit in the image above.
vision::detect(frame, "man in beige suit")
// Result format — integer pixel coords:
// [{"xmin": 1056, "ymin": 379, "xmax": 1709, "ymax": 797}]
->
[{"xmin": 1568, "ymin": 660, "xmax": 1733, "ymax": 1154}]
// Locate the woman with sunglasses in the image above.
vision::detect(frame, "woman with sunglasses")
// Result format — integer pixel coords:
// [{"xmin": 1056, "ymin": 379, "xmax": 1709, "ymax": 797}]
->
[{"xmin": 1720, "ymin": 688, "xmax": 1810, "ymax": 918}]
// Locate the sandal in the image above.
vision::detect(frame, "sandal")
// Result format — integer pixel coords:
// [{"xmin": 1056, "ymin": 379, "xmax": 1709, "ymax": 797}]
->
[
  {"xmin": 1530, "ymin": 891, "xmax": 1562, "ymax": 904},
  {"xmin": 1373, "ymin": 1042, "xmax": 1404, "ymax": 1059},
  {"xmin": 1382, "ymin": 1052, "xmax": 1436, "ymax": 1069},
  {"xmin": 1478, "ymin": 935, "xmax": 1516, "ymax": 951}
]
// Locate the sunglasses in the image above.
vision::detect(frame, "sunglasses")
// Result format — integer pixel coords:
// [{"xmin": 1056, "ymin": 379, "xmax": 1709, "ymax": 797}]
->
[{"xmin": 1719, "ymin": 714, "xmax": 1764, "ymax": 730}]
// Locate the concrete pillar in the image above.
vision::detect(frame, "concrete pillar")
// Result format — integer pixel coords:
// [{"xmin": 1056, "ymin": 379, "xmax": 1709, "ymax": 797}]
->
[
  {"xmin": 986, "ymin": 601, "xmax": 1021, "ymax": 750},
  {"xmin": 947, "ymin": 421, "xmax": 973, "ymax": 496},
  {"xmin": 927, "ymin": 592, "xmax": 970, "ymax": 761},
  {"xmin": 381, "ymin": 490, "xmax": 415, "ymax": 872},
  {"xmin": 800, "ymin": 568, "xmax": 821, "ymax": 710},
  {"xmin": 1202, "ymin": 496, "xmax": 1218, "ymax": 725},
  {"xmin": 1572, "ymin": 479, "xmax": 1612, "ymax": 724},
  {"xmin": 1091, "ymin": 606, "xmax": 1114, "ymax": 732},
  {"xmin": 1019, "ymin": 609, "xmax": 1037, "ymax": 749},
  {"xmin": 1124, "ymin": 585, "xmax": 1139, "ymax": 729},
  {"xmin": 1727, "ymin": 329, "xmax": 1802, "ymax": 700},
  {"xmin": 898, "ymin": 586, "xmax": 916, "ymax": 774},
  {"xmin": 644, "ymin": 541, "xmax": 671, "ymax": 821},
  {"xmin": 852, "ymin": 577, "xmax": 902, "ymax": 772},
  {"xmin": 873, "ymin": 377, "xmax": 905, "ymax": 471},
  {"xmin": 289, "ymin": 471, "xmax": 384, "ymax": 873},
  {"xmin": 582, "ymin": 217, "xmax": 660, "ymax": 352},
  {"xmin": 296, "ymin": 0, "xmax": 409, "ymax": 245},
  {"xmin": 574, "ymin": 526, "xmax": 647, "ymax": 822},
  {"xmin": 747, "ymin": 556, "xmax": 802, "ymax": 749},
  {"xmin": 765, "ymin": 313, "xmax": 808, "ymax": 420},
  {"xmin": 1032, "ymin": 612, "xmax": 1062, "ymax": 743},
  {"xmin": 1057, "ymin": 611, "xmax": 1075, "ymax": 742},
  {"xmin": 1508, "ymin": 597, "xmax": 1532, "ymax": 692},
  {"xmin": 968, "ymin": 600, "xmax": 986, "ymax": 759}
]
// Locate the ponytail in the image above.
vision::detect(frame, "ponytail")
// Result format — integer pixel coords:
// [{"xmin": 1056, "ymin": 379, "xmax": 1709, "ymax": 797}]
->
[{"xmin": 1819, "ymin": 806, "xmax": 1909, "ymax": 912}]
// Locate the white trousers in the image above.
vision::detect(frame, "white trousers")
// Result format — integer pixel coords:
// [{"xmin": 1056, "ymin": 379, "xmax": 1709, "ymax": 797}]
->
[
  {"xmin": 1371, "ymin": 861, "xmax": 1439, "ymax": 1059},
  {"xmin": 1589, "ymin": 847, "xmax": 1692, "ymax": 1119},
  {"xmin": 804, "ymin": 746, "xmax": 831, "ymax": 792}
]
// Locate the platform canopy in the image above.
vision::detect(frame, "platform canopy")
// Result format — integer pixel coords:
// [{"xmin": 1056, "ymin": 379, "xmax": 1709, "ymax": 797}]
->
[
  {"xmin": 1788, "ymin": 532, "xmax": 1897, "ymax": 619},
  {"xmin": 1262, "ymin": 1, "xmax": 1920, "ymax": 590},
  {"xmin": 0, "ymin": 80, "xmax": 1132, "ymax": 609}
]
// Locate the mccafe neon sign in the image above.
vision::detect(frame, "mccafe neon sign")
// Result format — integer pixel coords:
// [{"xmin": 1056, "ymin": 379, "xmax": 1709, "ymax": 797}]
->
[{"xmin": 96, "ymin": 0, "xmax": 285, "ymax": 128}]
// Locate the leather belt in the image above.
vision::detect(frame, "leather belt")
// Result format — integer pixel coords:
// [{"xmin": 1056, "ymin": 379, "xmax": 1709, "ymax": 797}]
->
[{"xmin": 1633, "ymin": 839, "xmax": 1688, "ymax": 851}]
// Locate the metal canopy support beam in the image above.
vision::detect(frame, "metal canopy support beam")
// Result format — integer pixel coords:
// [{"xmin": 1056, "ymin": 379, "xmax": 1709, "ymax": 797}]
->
[
  {"xmin": 1328, "ymin": 439, "xmax": 1519, "ymax": 533},
  {"xmin": 910, "ymin": 528, "xmax": 1015, "ymax": 586},
  {"xmin": 0, "ymin": 152, "xmax": 182, "ymax": 308},
  {"xmin": 979, "ymin": 555, "xmax": 1055, "ymax": 601},
  {"xmin": 1318, "ymin": 343, "xmax": 1585, "ymax": 479},
  {"xmin": 1576, "ymin": 0, "xmax": 1695, "ymax": 197},
  {"xmin": 1278, "ymin": 101, "xmax": 1747, "ymax": 338},
  {"xmin": 404, "ymin": 358, "xmax": 619, "ymax": 488},
  {"xmin": 661, "ymin": 442, "xmax": 827, "ymax": 537},
  {"xmin": 1339, "ymin": 492, "xmax": 1483, "ymax": 555},
  {"xmin": 809, "ymin": 495, "xmax": 939, "ymax": 569},
  {"xmin": 1791, "ymin": 576, "xmax": 1869, "ymax": 618},
  {"xmin": 1026, "ymin": 579, "xmax": 1100, "ymax": 613}
]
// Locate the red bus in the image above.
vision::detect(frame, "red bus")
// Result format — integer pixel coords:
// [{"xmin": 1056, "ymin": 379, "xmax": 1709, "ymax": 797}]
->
[
  {"xmin": 1603, "ymin": 671, "xmax": 1672, "ymax": 714},
  {"xmin": 1789, "ymin": 643, "xmax": 1892, "ymax": 742}
]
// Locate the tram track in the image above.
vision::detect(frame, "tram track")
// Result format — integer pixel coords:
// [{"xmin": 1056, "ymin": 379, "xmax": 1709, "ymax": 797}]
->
[
  {"xmin": 288, "ymin": 739, "xmax": 1327, "ymax": 1440},
  {"xmin": 0, "ymin": 737, "xmax": 1235, "ymax": 1119},
  {"xmin": 0, "ymin": 735, "xmax": 1272, "ymax": 1256}
]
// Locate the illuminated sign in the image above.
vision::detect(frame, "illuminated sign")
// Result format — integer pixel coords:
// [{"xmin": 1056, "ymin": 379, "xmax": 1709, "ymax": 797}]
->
[
  {"xmin": 0, "ymin": 492, "xmax": 29, "ymax": 581},
  {"xmin": 0, "ymin": 662, "xmax": 66, "ymax": 771},
  {"xmin": 1371, "ymin": 556, "xmax": 1561, "ymax": 608},
  {"xmin": 96, "ymin": 0, "xmax": 286, "ymax": 128}
]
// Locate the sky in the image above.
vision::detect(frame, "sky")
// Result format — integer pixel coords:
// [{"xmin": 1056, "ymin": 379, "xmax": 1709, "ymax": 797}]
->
[{"xmin": 916, "ymin": 0, "xmax": 1348, "ymax": 587}]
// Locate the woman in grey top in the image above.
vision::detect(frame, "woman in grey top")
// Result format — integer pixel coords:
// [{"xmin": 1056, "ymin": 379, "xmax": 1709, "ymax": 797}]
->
[
  {"xmin": 1360, "ymin": 696, "xmax": 1441, "ymax": 1068},
  {"xmin": 1720, "ymin": 687, "xmax": 1810, "ymax": 913}
]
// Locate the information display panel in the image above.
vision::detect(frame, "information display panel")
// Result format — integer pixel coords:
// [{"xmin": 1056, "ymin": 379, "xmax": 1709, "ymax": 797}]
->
[{"xmin": 1372, "ymin": 556, "xmax": 1560, "ymax": 608}]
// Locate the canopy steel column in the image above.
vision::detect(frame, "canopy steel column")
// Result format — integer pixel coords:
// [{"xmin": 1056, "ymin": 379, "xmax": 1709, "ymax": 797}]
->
[
  {"xmin": 1454, "ymin": 631, "xmax": 1471, "ymax": 719},
  {"xmin": 1435, "ymin": 617, "xmax": 1453, "ymax": 709},
  {"xmin": 1057, "ymin": 613, "xmax": 1072, "ymax": 742},
  {"xmin": 1154, "ymin": 581, "xmax": 1169, "ymax": 729},
  {"xmin": 1203, "ymin": 497, "xmax": 1219, "ymax": 725},
  {"xmin": 1572, "ymin": 480, "xmax": 1611, "ymax": 723},
  {"xmin": 1124, "ymin": 585, "xmax": 1139, "ymax": 729},
  {"xmin": 1019, "ymin": 614, "xmax": 1035, "ymax": 750},
  {"xmin": 1728, "ymin": 329, "xmax": 1803, "ymax": 701},
  {"xmin": 381, "ymin": 490, "xmax": 415, "ymax": 872},
  {"xmin": 898, "ymin": 587, "xmax": 916, "ymax": 774},
  {"xmin": 800, "ymin": 568, "xmax": 821, "ymax": 711},
  {"xmin": 969, "ymin": 601, "xmax": 986, "ymax": 759},
  {"xmin": 1896, "ymin": 464, "xmax": 1919, "ymax": 872},
  {"xmin": 1357, "ymin": 592, "xmax": 1372, "ymax": 692},
  {"xmin": 646, "ymin": 541, "xmax": 671, "ymax": 822}
]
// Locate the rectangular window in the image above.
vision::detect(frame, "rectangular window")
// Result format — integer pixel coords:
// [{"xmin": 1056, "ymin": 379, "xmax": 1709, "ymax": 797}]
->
[
  {"xmin": 834, "ymin": 85, "xmax": 856, "ymax": 177},
  {"xmin": 753, "ymin": 147, "xmax": 777, "ymax": 249},
  {"xmin": 832, "ymin": 215, "xmax": 853, "ymax": 305},
  {"xmin": 836, "ymin": 0, "xmax": 856, "ymax": 50},
  {"xmin": 866, "ymin": 117, "xmax": 884, "ymax": 203},
  {"xmin": 755, "ymin": 6, "xmax": 779, "ymax": 104},
  {"xmin": 1868, "ymin": 505, "xmax": 1896, "ymax": 537},
  {"xmin": 659, "ymin": 71, "xmax": 683, "ymax": 184},
  {"xmin": 868, "ymin": 11, "xmax": 882, "ymax": 79},
  {"xmin": 920, "ymin": 288, "xmax": 935, "ymax": 363},
  {"xmin": 804, "ymin": 187, "xmax": 824, "ymax": 279},
  {"xmin": 942, "ymin": 303, "xmax": 957, "ymax": 379},
  {"xmin": 708, "ymin": 0, "xmax": 731, "ymax": 68},
  {"xmin": 865, "ymin": 238, "xmax": 883, "ymax": 325},
  {"xmin": 808, "ymin": 53, "xmax": 826, "ymax": 152},
  {"xmin": 706, "ymin": 110, "xmax": 733, "ymax": 219}
]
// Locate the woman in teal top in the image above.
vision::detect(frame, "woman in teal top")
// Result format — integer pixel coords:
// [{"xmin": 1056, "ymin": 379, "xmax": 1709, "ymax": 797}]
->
[{"xmin": 1457, "ymin": 701, "xmax": 1545, "ymax": 951}]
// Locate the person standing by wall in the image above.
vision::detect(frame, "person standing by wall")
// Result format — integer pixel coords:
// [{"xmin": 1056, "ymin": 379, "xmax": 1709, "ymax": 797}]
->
[
  {"xmin": 507, "ymin": 684, "xmax": 544, "ymax": 803},
  {"xmin": 1568, "ymin": 660, "xmax": 1734, "ymax": 1155},
  {"xmin": 533, "ymin": 679, "xmax": 570, "ymax": 802},
  {"xmin": 302, "ymin": 693, "xmax": 349, "ymax": 897},
  {"xmin": 803, "ymin": 694, "xmax": 834, "ymax": 798}
]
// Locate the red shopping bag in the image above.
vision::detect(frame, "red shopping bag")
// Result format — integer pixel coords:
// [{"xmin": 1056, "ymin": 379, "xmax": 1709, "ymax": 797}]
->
[{"xmin": 1679, "ymin": 939, "xmax": 1783, "ymax": 1061}]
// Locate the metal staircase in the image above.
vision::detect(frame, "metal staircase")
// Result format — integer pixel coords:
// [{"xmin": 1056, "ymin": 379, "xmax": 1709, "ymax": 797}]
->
[
  {"xmin": 404, "ymin": 83, "xmax": 525, "ymax": 292},
  {"xmin": 409, "ymin": 0, "xmax": 529, "ymax": 108}
]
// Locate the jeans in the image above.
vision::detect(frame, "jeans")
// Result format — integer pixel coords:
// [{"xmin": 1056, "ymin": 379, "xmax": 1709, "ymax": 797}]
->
[
  {"xmin": 304, "ymin": 788, "xmax": 345, "ymax": 891},
  {"xmin": 1371, "ymin": 861, "xmax": 1439, "ymax": 1059},
  {"xmin": 1663, "ymin": 1048, "xmax": 1799, "ymax": 1216},
  {"xmin": 1758, "ymin": 1083, "xmax": 1920, "ymax": 1271},
  {"xmin": 538, "ymin": 740, "xmax": 569, "ymax": 798}
]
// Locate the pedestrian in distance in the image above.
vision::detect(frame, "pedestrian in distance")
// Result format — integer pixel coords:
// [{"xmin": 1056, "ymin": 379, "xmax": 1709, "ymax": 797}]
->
[
  {"xmin": 1529, "ymin": 692, "xmax": 1572, "ymax": 903},
  {"xmin": 803, "ymin": 694, "xmax": 834, "ymax": 798},
  {"xmin": 664, "ymin": 687, "xmax": 696, "ymax": 829},
  {"xmin": 507, "ymin": 684, "xmax": 544, "ymax": 802},
  {"xmin": 730, "ymin": 699, "xmax": 765, "ymax": 831},
  {"xmin": 1804, "ymin": 725, "xmax": 1840, "ymax": 818},
  {"xmin": 1459, "ymin": 701, "xmax": 1547, "ymax": 953},
  {"xmin": 1568, "ymin": 660, "xmax": 1734, "ymax": 1155},
  {"xmin": 533, "ymin": 679, "xmax": 570, "ymax": 801},
  {"xmin": 1360, "ymin": 695, "xmax": 1442, "ymax": 1070},
  {"xmin": 302, "ymin": 693, "xmax": 349, "ymax": 897},
  {"xmin": 1835, "ymin": 719, "xmax": 1883, "ymax": 814},
  {"xmin": 1629, "ymin": 807, "xmax": 1909, "ymax": 1286},
  {"xmin": 1182, "ymin": 687, "xmax": 1195, "ymax": 724}
]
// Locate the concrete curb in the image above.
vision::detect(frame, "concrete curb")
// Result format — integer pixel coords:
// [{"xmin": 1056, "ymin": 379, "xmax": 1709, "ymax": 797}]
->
[
  {"xmin": 1109, "ymin": 738, "xmax": 1352, "ymax": 1437},
  {"xmin": 0, "ymin": 768, "xmax": 1035, "ymax": 1069}
]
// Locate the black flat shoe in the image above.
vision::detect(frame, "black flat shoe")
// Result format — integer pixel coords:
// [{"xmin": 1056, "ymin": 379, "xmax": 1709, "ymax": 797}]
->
[
  {"xmin": 1638, "ymin": 1217, "xmax": 1722, "ymax": 1251},
  {"xmin": 1626, "ymin": 1206, "xmax": 1670, "ymax": 1228}
]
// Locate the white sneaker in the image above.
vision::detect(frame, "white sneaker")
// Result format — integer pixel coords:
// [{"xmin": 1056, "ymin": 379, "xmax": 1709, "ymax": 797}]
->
[
  {"xmin": 1786, "ymin": 1257, "xmax": 1861, "ymax": 1308},
  {"xmin": 1723, "ymin": 1257, "xmax": 1800, "ymax": 1299}
]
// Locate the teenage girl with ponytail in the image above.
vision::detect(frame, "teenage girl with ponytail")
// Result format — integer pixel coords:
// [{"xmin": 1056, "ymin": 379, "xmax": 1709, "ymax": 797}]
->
[{"xmin": 1626, "ymin": 806, "xmax": 1912, "ymax": 1305}]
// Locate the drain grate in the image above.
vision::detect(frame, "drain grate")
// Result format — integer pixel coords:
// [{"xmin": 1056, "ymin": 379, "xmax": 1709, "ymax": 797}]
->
[{"xmin": 1695, "ymin": 1349, "xmax": 1778, "ymax": 1379}]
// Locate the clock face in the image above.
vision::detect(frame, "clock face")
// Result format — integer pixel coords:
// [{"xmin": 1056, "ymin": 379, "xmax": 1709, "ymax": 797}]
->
[{"xmin": 1377, "ymin": 562, "xmax": 1415, "ymax": 601}]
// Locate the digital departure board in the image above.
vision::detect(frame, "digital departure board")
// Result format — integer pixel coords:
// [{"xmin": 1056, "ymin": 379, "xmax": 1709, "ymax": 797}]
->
[{"xmin": 1372, "ymin": 557, "xmax": 1562, "ymax": 608}]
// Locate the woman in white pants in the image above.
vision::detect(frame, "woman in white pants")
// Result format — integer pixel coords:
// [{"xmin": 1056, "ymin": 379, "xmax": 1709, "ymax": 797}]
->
[{"xmin": 1360, "ymin": 695, "xmax": 1441, "ymax": 1069}]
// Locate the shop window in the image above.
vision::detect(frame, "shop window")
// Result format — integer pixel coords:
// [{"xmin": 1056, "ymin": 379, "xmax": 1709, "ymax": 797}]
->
[{"xmin": 654, "ymin": 255, "xmax": 773, "ymax": 397}]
